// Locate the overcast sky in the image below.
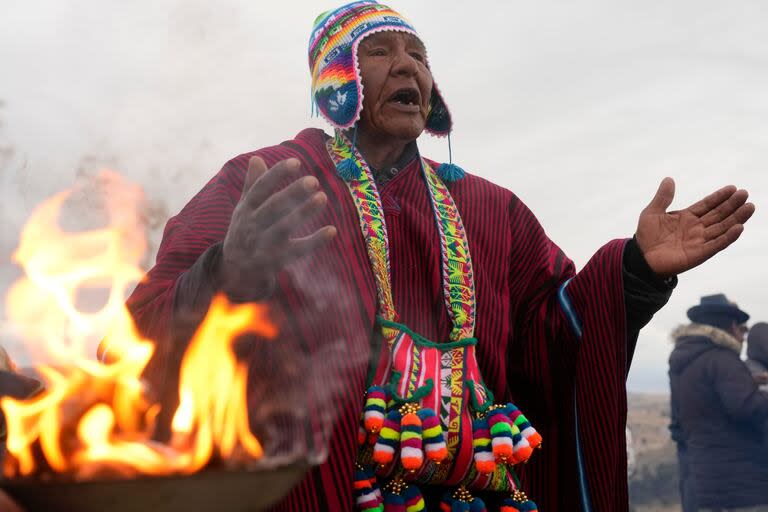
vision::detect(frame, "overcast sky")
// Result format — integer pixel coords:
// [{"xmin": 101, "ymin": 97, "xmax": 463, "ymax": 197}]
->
[{"xmin": 1, "ymin": 0, "xmax": 766, "ymax": 392}]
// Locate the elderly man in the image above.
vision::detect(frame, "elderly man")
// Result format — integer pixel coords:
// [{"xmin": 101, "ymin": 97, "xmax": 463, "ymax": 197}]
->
[{"xmin": 93, "ymin": 2, "xmax": 753, "ymax": 511}]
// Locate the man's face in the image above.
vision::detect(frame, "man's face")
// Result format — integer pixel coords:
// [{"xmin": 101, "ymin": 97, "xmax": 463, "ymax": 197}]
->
[
  {"xmin": 731, "ymin": 321, "xmax": 749, "ymax": 342},
  {"xmin": 356, "ymin": 31, "xmax": 433, "ymax": 142}
]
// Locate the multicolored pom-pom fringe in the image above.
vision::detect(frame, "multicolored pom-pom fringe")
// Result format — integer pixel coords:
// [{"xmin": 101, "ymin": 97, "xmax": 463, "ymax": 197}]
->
[
  {"xmin": 372, "ymin": 401, "xmax": 447, "ymax": 470},
  {"xmin": 472, "ymin": 416, "xmax": 496, "ymax": 474},
  {"xmin": 373, "ymin": 408, "xmax": 402, "ymax": 466},
  {"xmin": 418, "ymin": 408, "xmax": 447, "ymax": 462},
  {"xmin": 364, "ymin": 386, "xmax": 389, "ymax": 433},
  {"xmin": 400, "ymin": 403, "xmax": 424, "ymax": 471},
  {"xmin": 353, "ymin": 465, "xmax": 384, "ymax": 512}
]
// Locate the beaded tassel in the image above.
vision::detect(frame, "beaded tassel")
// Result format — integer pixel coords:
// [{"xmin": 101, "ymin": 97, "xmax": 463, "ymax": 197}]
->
[
  {"xmin": 487, "ymin": 406, "xmax": 515, "ymax": 464},
  {"xmin": 505, "ymin": 403, "xmax": 542, "ymax": 450},
  {"xmin": 418, "ymin": 408, "xmax": 448, "ymax": 463},
  {"xmin": 500, "ymin": 490, "xmax": 538, "ymax": 511},
  {"xmin": 374, "ymin": 408, "xmax": 402, "ymax": 466},
  {"xmin": 436, "ymin": 163, "xmax": 465, "ymax": 182},
  {"xmin": 439, "ymin": 486, "xmax": 487, "ymax": 512},
  {"xmin": 364, "ymin": 386, "xmax": 389, "ymax": 433},
  {"xmin": 383, "ymin": 477, "xmax": 425, "ymax": 512},
  {"xmin": 354, "ymin": 465, "xmax": 384, "ymax": 512},
  {"xmin": 399, "ymin": 403, "xmax": 424, "ymax": 471},
  {"xmin": 471, "ymin": 416, "xmax": 496, "ymax": 474},
  {"xmin": 436, "ymin": 134, "xmax": 466, "ymax": 182}
]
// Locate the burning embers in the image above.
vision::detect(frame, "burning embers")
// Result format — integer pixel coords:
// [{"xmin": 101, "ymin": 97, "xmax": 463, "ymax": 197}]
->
[{"xmin": 1, "ymin": 171, "xmax": 276, "ymax": 481}]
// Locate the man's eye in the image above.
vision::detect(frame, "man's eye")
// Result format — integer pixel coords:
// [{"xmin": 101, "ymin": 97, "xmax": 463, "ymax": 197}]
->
[
  {"xmin": 369, "ymin": 48, "xmax": 387, "ymax": 56},
  {"xmin": 410, "ymin": 52, "xmax": 425, "ymax": 62}
]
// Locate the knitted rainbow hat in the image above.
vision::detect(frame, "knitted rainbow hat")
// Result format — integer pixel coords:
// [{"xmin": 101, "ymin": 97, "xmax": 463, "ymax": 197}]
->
[{"xmin": 308, "ymin": 1, "xmax": 452, "ymax": 137}]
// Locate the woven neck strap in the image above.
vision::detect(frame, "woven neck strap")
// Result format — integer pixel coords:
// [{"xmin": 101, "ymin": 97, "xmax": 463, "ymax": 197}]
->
[{"xmin": 327, "ymin": 130, "xmax": 476, "ymax": 342}]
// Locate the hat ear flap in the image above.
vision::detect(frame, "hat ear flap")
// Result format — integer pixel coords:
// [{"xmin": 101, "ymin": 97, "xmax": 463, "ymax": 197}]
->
[{"xmin": 425, "ymin": 84, "xmax": 452, "ymax": 136}]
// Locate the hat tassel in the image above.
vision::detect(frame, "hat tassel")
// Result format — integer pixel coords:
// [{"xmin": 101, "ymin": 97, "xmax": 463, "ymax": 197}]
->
[{"xmin": 437, "ymin": 134, "xmax": 465, "ymax": 182}]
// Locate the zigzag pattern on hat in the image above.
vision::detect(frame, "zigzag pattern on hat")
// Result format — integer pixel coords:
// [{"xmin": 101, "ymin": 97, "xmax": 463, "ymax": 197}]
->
[{"xmin": 308, "ymin": 1, "xmax": 452, "ymax": 135}]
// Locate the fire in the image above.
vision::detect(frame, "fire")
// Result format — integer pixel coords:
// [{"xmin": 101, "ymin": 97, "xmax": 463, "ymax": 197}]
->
[
  {"xmin": 0, "ymin": 171, "xmax": 276, "ymax": 479},
  {"xmin": 170, "ymin": 295, "xmax": 276, "ymax": 472}
]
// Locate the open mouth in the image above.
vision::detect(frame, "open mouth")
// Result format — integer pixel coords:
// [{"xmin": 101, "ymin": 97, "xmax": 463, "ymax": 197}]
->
[{"xmin": 388, "ymin": 87, "xmax": 421, "ymax": 108}]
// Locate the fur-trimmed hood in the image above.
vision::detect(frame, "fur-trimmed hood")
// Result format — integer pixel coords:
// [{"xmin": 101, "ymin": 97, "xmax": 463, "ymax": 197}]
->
[
  {"xmin": 671, "ymin": 323, "xmax": 743, "ymax": 353},
  {"xmin": 669, "ymin": 323, "xmax": 743, "ymax": 375}
]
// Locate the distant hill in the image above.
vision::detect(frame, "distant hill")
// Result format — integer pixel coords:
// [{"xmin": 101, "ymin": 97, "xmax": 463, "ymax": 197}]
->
[{"xmin": 627, "ymin": 392, "xmax": 680, "ymax": 512}]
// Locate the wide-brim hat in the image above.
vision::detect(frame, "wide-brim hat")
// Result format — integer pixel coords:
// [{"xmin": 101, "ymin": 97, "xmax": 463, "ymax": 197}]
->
[
  {"xmin": 308, "ymin": 1, "xmax": 452, "ymax": 136},
  {"xmin": 687, "ymin": 293, "xmax": 749, "ymax": 325}
]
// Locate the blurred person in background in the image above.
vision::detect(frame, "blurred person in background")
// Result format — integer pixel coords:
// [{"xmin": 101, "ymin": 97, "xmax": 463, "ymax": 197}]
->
[
  {"xmin": 747, "ymin": 322, "xmax": 768, "ymax": 392},
  {"xmin": 669, "ymin": 295, "xmax": 768, "ymax": 512}
]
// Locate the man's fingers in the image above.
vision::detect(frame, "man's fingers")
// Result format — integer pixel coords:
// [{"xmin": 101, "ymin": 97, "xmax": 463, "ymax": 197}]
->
[
  {"xmin": 242, "ymin": 156, "xmax": 269, "ymax": 201},
  {"xmin": 699, "ymin": 189, "xmax": 750, "ymax": 227},
  {"xmin": 698, "ymin": 224, "xmax": 745, "ymax": 262},
  {"xmin": 253, "ymin": 176, "xmax": 320, "ymax": 229},
  {"xmin": 687, "ymin": 184, "xmax": 738, "ymax": 217},
  {"xmin": 644, "ymin": 177, "xmax": 676, "ymax": 214},
  {"xmin": 740, "ymin": 202, "xmax": 757, "ymax": 224},
  {"xmin": 702, "ymin": 203, "xmax": 755, "ymax": 241},
  {"xmin": 244, "ymin": 158, "xmax": 305, "ymax": 208},
  {"xmin": 262, "ymin": 191, "xmax": 328, "ymax": 244},
  {"xmin": 283, "ymin": 226, "xmax": 337, "ymax": 261}
]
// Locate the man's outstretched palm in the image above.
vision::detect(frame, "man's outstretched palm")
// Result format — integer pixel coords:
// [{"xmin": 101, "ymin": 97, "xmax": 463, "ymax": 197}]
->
[{"xmin": 636, "ymin": 177, "xmax": 755, "ymax": 277}]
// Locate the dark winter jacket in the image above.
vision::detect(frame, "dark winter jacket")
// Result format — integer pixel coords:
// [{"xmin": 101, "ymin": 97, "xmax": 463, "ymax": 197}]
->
[
  {"xmin": 747, "ymin": 322, "xmax": 768, "ymax": 392},
  {"xmin": 669, "ymin": 324, "xmax": 768, "ymax": 508}
]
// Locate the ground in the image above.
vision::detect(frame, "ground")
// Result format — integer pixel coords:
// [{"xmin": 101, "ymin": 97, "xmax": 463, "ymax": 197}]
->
[{"xmin": 627, "ymin": 392, "xmax": 681, "ymax": 512}]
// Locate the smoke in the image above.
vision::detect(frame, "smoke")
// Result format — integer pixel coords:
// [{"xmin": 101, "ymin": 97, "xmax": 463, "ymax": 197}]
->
[{"xmin": 244, "ymin": 255, "xmax": 368, "ymax": 467}]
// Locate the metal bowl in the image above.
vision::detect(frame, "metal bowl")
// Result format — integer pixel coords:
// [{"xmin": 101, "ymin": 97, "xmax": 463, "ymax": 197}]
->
[{"xmin": 1, "ymin": 463, "xmax": 308, "ymax": 512}]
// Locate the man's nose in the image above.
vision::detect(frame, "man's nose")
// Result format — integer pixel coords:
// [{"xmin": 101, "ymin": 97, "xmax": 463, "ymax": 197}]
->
[{"xmin": 391, "ymin": 50, "xmax": 419, "ymax": 76}]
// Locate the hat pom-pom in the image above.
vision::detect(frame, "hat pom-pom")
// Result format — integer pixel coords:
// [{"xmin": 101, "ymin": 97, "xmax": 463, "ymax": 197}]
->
[
  {"xmin": 437, "ymin": 162, "xmax": 465, "ymax": 182},
  {"xmin": 337, "ymin": 157, "xmax": 361, "ymax": 181}
]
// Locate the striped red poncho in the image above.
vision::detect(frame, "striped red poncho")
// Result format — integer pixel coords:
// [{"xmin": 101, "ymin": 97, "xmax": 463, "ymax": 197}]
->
[{"xmin": 125, "ymin": 128, "xmax": 639, "ymax": 511}]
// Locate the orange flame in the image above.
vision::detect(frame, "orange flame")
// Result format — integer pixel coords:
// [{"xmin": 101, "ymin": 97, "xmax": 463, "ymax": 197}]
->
[{"xmin": 1, "ymin": 171, "xmax": 276, "ymax": 479}]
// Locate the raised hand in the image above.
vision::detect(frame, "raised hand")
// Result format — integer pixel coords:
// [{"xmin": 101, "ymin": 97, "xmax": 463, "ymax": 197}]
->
[
  {"xmin": 635, "ymin": 177, "xmax": 755, "ymax": 277},
  {"xmin": 220, "ymin": 157, "xmax": 337, "ymax": 300}
]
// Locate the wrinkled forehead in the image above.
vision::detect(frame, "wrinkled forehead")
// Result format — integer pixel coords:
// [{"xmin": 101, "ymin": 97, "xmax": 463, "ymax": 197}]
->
[{"xmin": 357, "ymin": 30, "xmax": 426, "ymax": 52}]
